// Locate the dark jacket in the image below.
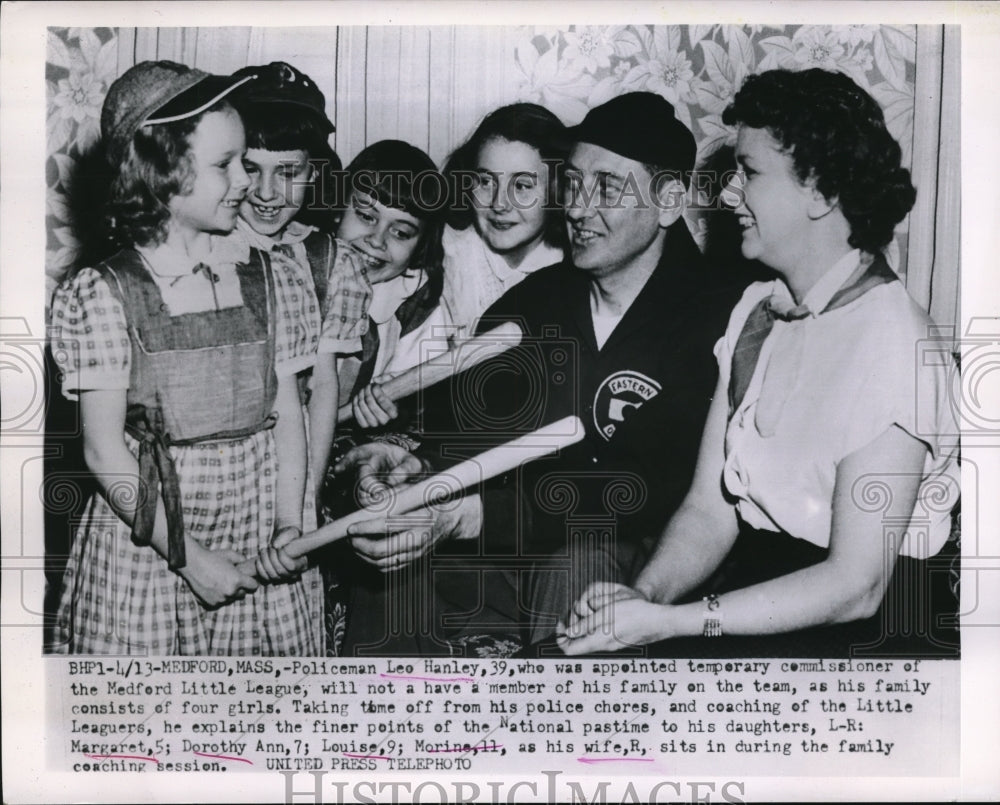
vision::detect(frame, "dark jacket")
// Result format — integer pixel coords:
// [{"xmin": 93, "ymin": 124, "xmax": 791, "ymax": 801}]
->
[{"xmin": 418, "ymin": 220, "xmax": 744, "ymax": 557}]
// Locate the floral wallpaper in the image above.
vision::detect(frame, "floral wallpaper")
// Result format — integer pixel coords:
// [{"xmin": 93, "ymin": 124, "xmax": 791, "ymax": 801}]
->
[
  {"xmin": 44, "ymin": 25, "xmax": 918, "ymax": 301},
  {"xmin": 45, "ymin": 27, "xmax": 119, "ymax": 305},
  {"xmin": 515, "ymin": 24, "xmax": 915, "ymax": 161},
  {"xmin": 514, "ymin": 24, "xmax": 916, "ymax": 260}
]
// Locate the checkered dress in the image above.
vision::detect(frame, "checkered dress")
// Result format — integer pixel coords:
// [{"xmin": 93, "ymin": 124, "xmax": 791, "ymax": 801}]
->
[
  {"xmin": 317, "ymin": 239, "xmax": 372, "ymax": 356},
  {"xmin": 270, "ymin": 245, "xmax": 322, "ymax": 377},
  {"xmin": 50, "ymin": 264, "xmax": 324, "ymax": 656},
  {"xmin": 237, "ymin": 219, "xmax": 324, "ymax": 377},
  {"xmin": 266, "ymin": 242, "xmax": 323, "ymax": 534}
]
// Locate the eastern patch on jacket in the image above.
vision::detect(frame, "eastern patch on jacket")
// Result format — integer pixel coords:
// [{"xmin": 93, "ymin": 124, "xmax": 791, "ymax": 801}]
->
[{"xmin": 592, "ymin": 369, "xmax": 662, "ymax": 440}]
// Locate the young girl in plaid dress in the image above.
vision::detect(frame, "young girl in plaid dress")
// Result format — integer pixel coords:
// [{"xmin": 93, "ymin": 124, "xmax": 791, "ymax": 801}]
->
[{"xmin": 49, "ymin": 61, "xmax": 321, "ymax": 655}]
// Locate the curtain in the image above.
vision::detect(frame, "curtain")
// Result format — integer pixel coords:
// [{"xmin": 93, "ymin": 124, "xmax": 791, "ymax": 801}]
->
[
  {"xmin": 45, "ymin": 24, "xmax": 958, "ymax": 328},
  {"xmin": 908, "ymin": 25, "xmax": 960, "ymax": 332}
]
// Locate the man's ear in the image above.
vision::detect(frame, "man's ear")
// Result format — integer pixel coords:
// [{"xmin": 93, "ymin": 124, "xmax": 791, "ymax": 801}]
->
[{"xmin": 653, "ymin": 175, "xmax": 687, "ymax": 228}]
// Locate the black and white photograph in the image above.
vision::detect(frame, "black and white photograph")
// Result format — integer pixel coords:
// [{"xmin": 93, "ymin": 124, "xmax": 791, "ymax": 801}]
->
[{"xmin": 1, "ymin": 2, "xmax": 997, "ymax": 802}]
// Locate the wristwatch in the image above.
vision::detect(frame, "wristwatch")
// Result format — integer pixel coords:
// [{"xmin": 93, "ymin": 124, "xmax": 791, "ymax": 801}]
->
[{"xmin": 702, "ymin": 594, "xmax": 722, "ymax": 637}]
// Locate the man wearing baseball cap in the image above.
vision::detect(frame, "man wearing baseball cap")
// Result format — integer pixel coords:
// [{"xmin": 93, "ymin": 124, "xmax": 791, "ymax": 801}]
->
[{"xmin": 335, "ymin": 93, "xmax": 743, "ymax": 655}]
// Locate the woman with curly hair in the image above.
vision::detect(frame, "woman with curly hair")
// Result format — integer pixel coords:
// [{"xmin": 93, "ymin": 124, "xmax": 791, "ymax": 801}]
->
[{"xmin": 557, "ymin": 68, "xmax": 959, "ymax": 656}]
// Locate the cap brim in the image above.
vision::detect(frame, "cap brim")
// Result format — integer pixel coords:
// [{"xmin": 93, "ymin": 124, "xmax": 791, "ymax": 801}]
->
[
  {"xmin": 237, "ymin": 97, "xmax": 336, "ymax": 133},
  {"xmin": 144, "ymin": 74, "xmax": 255, "ymax": 126},
  {"xmin": 563, "ymin": 121, "xmax": 605, "ymax": 145}
]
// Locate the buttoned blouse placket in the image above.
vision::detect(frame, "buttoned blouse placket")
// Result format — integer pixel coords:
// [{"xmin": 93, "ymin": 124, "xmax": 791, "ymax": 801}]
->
[{"xmin": 136, "ymin": 237, "xmax": 250, "ymax": 316}]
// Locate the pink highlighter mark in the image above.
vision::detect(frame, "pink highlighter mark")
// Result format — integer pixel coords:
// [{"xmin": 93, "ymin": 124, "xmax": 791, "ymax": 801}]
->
[
  {"xmin": 85, "ymin": 753, "xmax": 159, "ymax": 764},
  {"xmin": 577, "ymin": 756, "xmax": 655, "ymax": 765},
  {"xmin": 380, "ymin": 673, "xmax": 475, "ymax": 683},
  {"xmin": 343, "ymin": 752, "xmax": 393, "ymax": 761},
  {"xmin": 193, "ymin": 750, "xmax": 254, "ymax": 765},
  {"xmin": 426, "ymin": 744, "xmax": 503, "ymax": 753}
]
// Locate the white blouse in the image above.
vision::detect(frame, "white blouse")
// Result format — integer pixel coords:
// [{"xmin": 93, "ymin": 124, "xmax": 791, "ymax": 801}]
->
[
  {"xmin": 440, "ymin": 223, "xmax": 564, "ymax": 340},
  {"xmin": 715, "ymin": 250, "xmax": 959, "ymax": 558}
]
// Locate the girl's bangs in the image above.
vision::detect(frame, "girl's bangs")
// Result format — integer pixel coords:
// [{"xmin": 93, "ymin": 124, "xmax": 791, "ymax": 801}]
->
[{"xmin": 366, "ymin": 174, "xmax": 440, "ymax": 221}]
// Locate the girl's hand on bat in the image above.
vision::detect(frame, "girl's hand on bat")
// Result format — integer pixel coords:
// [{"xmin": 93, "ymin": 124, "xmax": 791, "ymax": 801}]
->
[
  {"xmin": 255, "ymin": 525, "xmax": 309, "ymax": 582},
  {"xmin": 351, "ymin": 383, "xmax": 399, "ymax": 429}
]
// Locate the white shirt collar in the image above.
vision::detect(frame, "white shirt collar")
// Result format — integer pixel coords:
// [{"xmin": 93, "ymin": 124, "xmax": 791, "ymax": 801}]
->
[
  {"xmin": 368, "ymin": 269, "xmax": 428, "ymax": 324},
  {"xmin": 509, "ymin": 237, "xmax": 564, "ymax": 275},
  {"xmin": 770, "ymin": 249, "xmax": 862, "ymax": 318},
  {"xmin": 136, "ymin": 233, "xmax": 249, "ymax": 278},
  {"xmin": 447, "ymin": 224, "xmax": 562, "ymax": 279},
  {"xmin": 235, "ymin": 217, "xmax": 316, "ymax": 252}
]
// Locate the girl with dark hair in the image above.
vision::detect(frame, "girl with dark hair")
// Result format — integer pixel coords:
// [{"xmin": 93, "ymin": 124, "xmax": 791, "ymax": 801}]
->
[
  {"xmin": 49, "ymin": 61, "xmax": 321, "ymax": 655},
  {"xmin": 439, "ymin": 102, "xmax": 568, "ymax": 339},
  {"xmin": 230, "ymin": 61, "xmax": 342, "ymax": 237},
  {"xmin": 308, "ymin": 139, "xmax": 446, "ymax": 479},
  {"xmin": 344, "ymin": 104, "xmax": 569, "ymax": 430},
  {"xmin": 559, "ymin": 68, "xmax": 959, "ymax": 656},
  {"xmin": 224, "ymin": 62, "xmax": 346, "ymax": 628}
]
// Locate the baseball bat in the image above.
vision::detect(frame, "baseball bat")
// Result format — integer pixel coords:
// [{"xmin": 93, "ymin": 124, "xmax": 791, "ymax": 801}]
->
[
  {"xmin": 239, "ymin": 414, "xmax": 584, "ymax": 576},
  {"xmin": 336, "ymin": 321, "xmax": 523, "ymax": 423}
]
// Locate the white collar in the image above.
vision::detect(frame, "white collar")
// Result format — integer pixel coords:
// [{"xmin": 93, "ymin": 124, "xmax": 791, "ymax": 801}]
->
[
  {"xmin": 446, "ymin": 224, "xmax": 562, "ymax": 278},
  {"xmin": 770, "ymin": 249, "xmax": 862, "ymax": 318},
  {"xmin": 136, "ymin": 234, "xmax": 249, "ymax": 278},
  {"xmin": 235, "ymin": 217, "xmax": 316, "ymax": 252},
  {"xmin": 368, "ymin": 269, "xmax": 428, "ymax": 324}
]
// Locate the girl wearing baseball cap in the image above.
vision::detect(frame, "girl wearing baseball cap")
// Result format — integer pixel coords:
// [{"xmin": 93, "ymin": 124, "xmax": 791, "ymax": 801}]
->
[{"xmin": 50, "ymin": 61, "xmax": 321, "ymax": 655}]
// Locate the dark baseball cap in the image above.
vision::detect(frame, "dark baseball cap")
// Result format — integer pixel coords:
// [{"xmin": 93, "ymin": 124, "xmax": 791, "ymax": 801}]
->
[
  {"xmin": 230, "ymin": 61, "xmax": 335, "ymax": 133},
  {"xmin": 566, "ymin": 92, "xmax": 696, "ymax": 185},
  {"xmin": 101, "ymin": 60, "xmax": 253, "ymax": 164}
]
